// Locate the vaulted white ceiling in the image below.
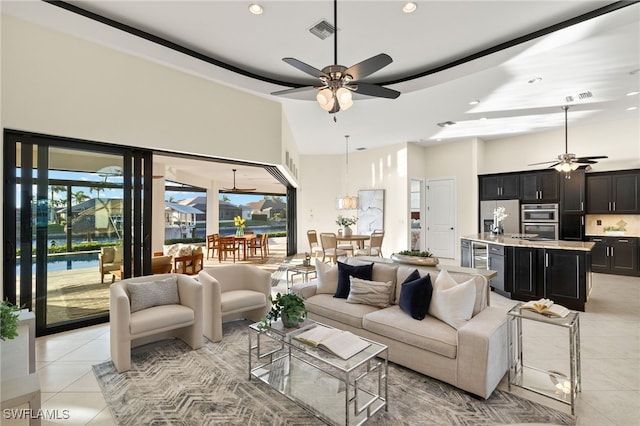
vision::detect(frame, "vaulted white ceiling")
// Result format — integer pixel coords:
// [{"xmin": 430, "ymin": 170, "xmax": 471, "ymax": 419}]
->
[{"xmin": 2, "ymin": 1, "xmax": 639, "ymax": 190}]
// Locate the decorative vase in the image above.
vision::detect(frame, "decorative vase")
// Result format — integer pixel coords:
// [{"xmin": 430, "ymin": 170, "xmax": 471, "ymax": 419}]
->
[
  {"xmin": 281, "ymin": 312, "xmax": 299, "ymax": 328},
  {"xmin": 342, "ymin": 226, "xmax": 352, "ymax": 237},
  {"xmin": 236, "ymin": 228, "xmax": 244, "ymax": 237}
]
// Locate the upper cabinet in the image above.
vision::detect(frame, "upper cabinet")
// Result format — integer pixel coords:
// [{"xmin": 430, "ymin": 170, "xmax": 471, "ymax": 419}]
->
[
  {"xmin": 561, "ymin": 170, "xmax": 585, "ymax": 213},
  {"xmin": 586, "ymin": 171, "xmax": 640, "ymax": 214},
  {"xmin": 480, "ymin": 174, "xmax": 519, "ymax": 200},
  {"xmin": 520, "ymin": 171, "xmax": 559, "ymax": 203}
]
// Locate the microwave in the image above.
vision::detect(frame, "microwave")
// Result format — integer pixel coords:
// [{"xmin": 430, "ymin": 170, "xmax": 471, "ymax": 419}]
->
[{"xmin": 521, "ymin": 203, "xmax": 559, "ymax": 223}]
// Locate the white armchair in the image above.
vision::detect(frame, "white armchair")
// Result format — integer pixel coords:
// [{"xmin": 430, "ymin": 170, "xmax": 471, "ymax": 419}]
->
[
  {"xmin": 109, "ymin": 273, "xmax": 203, "ymax": 372},
  {"xmin": 198, "ymin": 265, "xmax": 271, "ymax": 342}
]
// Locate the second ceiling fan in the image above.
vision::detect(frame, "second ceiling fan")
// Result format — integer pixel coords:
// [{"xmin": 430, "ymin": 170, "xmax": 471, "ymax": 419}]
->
[
  {"xmin": 271, "ymin": 0, "xmax": 400, "ymax": 114},
  {"xmin": 528, "ymin": 106, "xmax": 608, "ymax": 176},
  {"xmin": 221, "ymin": 169, "xmax": 256, "ymax": 193}
]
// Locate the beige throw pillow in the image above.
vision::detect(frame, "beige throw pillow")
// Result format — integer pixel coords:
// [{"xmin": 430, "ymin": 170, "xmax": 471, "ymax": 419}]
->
[
  {"xmin": 347, "ymin": 277, "xmax": 393, "ymax": 308},
  {"xmin": 128, "ymin": 276, "xmax": 180, "ymax": 313},
  {"xmin": 428, "ymin": 269, "xmax": 476, "ymax": 329},
  {"xmin": 315, "ymin": 258, "xmax": 338, "ymax": 294}
]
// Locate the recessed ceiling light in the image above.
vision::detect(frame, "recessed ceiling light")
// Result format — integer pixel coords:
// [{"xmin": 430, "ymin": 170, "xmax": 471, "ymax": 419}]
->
[
  {"xmin": 528, "ymin": 77, "xmax": 543, "ymax": 84},
  {"xmin": 402, "ymin": 2, "xmax": 418, "ymax": 13},
  {"xmin": 469, "ymin": 100, "xmax": 480, "ymax": 105},
  {"xmin": 248, "ymin": 4, "xmax": 263, "ymax": 15},
  {"xmin": 626, "ymin": 91, "xmax": 640, "ymax": 96},
  {"xmin": 627, "ymin": 106, "xmax": 638, "ymax": 111}
]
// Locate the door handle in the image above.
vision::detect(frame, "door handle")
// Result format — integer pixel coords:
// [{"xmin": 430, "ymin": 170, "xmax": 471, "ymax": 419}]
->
[
  {"xmin": 450, "ymin": 227, "xmax": 454, "ymax": 230},
  {"xmin": 612, "ymin": 201, "xmax": 616, "ymax": 211},
  {"xmin": 611, "ymin": 246, "xmax": 614, "ymax": 257},
  {"xmin": 580, "ymin": 201, "xmax": 584, "ymax": 211},
  {"xmin": 608, "ymin": 201, "xmax": 612, "ymax": 211},
  {"xmin": 581, "ymin": 216, "xmax": 584, "ymax": 226},
  {"xmin": 606, "ymin": 247, "xmax": 610, "ymax": 256},
  {"xmin": 545, "ymin": 252, "xmax": 549, "ymax": 268}
]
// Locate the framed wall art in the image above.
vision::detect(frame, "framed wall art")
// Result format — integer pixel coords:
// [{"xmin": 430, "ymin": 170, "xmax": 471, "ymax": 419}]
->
[{"xmin": 357, "ymin": 189, "xmax": 384, "ymax": 235}]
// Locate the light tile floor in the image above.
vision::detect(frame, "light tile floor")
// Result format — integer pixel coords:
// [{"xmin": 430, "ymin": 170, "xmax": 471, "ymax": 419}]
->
[{"xmin": 3, "ymin": 271, "xmax": 638, "ymax": 425}]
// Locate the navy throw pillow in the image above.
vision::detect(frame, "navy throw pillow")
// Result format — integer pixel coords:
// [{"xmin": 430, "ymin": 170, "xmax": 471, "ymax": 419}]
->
[
  {"xmin": 334, "ymin": 261, "xmax": 374, "ymax": 299},
  {"xmin": 399, "ymin": 274, "xmax": 433, "ymax": 320}
]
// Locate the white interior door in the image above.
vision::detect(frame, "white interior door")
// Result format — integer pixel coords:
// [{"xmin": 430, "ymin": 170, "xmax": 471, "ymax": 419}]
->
[{"xmin": 427, "ymin": 178, "xmax": 456, "ymax": 259}]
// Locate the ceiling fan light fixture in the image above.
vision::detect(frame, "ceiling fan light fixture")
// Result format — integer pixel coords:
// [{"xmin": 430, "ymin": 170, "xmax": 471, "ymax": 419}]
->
[
  {"xmin": 336, "ymin": 87, "xmax": 353, "ymax": 110},
  {"xmin": 317, "ymin": 88, "xmax": 335, "ymax": 111}
]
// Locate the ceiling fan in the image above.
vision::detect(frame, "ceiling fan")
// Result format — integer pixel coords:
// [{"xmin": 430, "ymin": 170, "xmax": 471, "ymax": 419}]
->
[
  {"xmin": 528, "ymin": 106, "xmax": 607, "ymax": 176},
  {"xmin": 221, "ymin": 169, "xmax": 256, "ymax": 193},
  {"xmin": 271, "ymin": 0, "xmax": 400, "ymax": 114}
]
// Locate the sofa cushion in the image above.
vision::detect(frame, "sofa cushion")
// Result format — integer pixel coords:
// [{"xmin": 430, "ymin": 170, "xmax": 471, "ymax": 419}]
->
[
  {"xmin": 398, "ymin": 273, "xmax": 433, "ymax": 320},
  {"xmin": 101, "ymin": 247, "xmax": 115, "ymax": 263},
  {"xmin": 428, "ymin": 270, "xmax": 476, "ymax": 329},
  {"xmin": 221, "ymin": 290, "xmax": 266, "ymax": 314},
  {"xmin": 335, "ymin": 261, "xmax": 373, "ymax": 299},
  {"xmin": 363, "ymin": 305, "xmax": 458, "ymax": 359},
  {"xmin": 129, "ymin": 304, "xmax": 194, "ymax": 336},
  {"xmin": 305, "ymin": 294, "xmax": 378, "ymax": 329},
  {"xmin": 128, "ymin": 276, "xmax": 180, "ymax": 313},
  {"xmin": 113, "ymin": 246, "xmax": 124, "ymax": 264},
  {"xmin": 347, "ymin": 277, "xmax": 393, "ymax": 308},
  {"xmin": 339, "ymin": 257, "xmax": 398, "ymax": 291},
  {"xmin": 315, "ymin": 259, "xmax": 338, "ymax": 294}
]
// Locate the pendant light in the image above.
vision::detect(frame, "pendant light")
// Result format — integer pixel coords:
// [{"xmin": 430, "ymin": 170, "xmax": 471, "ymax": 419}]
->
[{"xmin": 336, "ymin": 135, "xmax": 358, "ymax": 210}]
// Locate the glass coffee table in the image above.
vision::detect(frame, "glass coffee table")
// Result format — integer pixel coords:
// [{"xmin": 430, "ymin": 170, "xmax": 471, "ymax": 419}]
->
[{"xmin": 248, "ymin": 319, "xmax": 388, "ymax": 426}]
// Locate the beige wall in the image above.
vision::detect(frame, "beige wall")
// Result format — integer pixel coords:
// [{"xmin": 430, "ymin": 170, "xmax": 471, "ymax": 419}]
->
[
  {"xmin": 481, "ymin": 117, "xmax": 640, "ymax": 174},
  {"xmin": 1, "ymin": 15, "xmax": 282, "ymax": 163},
  {"xmin": 297, "ymin": 142, "xmax": 411, "ymax": 257}
]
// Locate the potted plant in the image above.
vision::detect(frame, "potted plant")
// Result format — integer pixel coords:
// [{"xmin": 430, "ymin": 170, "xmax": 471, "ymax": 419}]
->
[
  {"xmin": 263, "ymin": 292, "xmax": 307, "ymax": 328},
  {"xmin": 391, "ymin": 250, "xmax": 439, "ymax": 266},
  {"xmin": 336, "ymin": 215, "xmax": 358, "ymax": 237},
  {"xmin": 1, "ymin": 300, "xmax": 22, "ymax": 341}
]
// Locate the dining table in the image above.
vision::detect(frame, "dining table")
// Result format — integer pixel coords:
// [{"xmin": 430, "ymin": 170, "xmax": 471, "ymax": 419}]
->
[
  {"xmin": 225, "ymin": 234, "xmax": 257, "ymax": 261},
  {"xmin": 336, "ymin": 234, "xmax": 370, "ymax": 249}
]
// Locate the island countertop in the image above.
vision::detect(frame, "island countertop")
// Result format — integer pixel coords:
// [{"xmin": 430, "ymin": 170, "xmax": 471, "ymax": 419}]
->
[{"xmin": 461, "ymin": 233, "xmax": 595, "ymax": 252}]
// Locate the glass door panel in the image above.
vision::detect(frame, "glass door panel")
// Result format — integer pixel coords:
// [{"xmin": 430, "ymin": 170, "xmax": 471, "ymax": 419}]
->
[{"xmin": 5, "ymin": 130, "xmax": 151, "ymax": 336}]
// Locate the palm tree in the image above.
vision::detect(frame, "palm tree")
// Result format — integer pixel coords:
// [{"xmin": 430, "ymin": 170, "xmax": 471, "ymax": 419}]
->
[
  {"xmin": 73, "ymin": 190, "xmax": 89, "ymax": 205},
  {"xmin": 89, "ymin": 185, "xmax": 103, "ymax": 200}
]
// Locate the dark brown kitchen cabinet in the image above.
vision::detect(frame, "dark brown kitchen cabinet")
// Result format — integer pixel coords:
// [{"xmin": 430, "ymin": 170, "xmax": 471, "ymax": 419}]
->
[
  {"xmin": 561, "ymin": 170, "xmax": 585, "ymax": 213},
  {"xmin": 586, "ymin": 172, "xmax": 640, "ymax": 214},
  {"xmin": 480, "ymin": 174, "xmax": 519, "ymax": 200},
  {"xmin": 560, "ymin": 214, "xmax": 585, "ymax": 241},
  {"xmin": 511, "ymin": 247, "xmax": 543, "ymax": 300},
  {"xmin": 520, "ymin": 171, "xmax": 559, "ymax": 202},
  {"xmin": 587, "ymin": 236, "xmax": 639, "ymax": 276},
  {"xmin": 511, "ymin": 247, "xmax": 589, "ymax": 311},
  {"xmin": 545, "ymin": 249, "xmax": 589, "ymax": 311}
]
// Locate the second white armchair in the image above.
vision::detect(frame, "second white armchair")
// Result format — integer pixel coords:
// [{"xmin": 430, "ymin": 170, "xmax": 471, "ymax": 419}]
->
[{"xmin": 198, "ymin": 265, "xmax": 272, "ymax": 342}]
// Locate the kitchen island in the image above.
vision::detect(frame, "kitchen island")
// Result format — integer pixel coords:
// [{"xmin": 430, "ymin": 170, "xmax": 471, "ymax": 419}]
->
[{"xmin": 461, "ymin": 233, "xmax": 594, "ymax": 311}]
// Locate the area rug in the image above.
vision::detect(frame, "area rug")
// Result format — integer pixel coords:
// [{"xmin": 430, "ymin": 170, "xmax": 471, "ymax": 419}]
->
[{"xmin": 93, "ymin": 321, "xmax": 575, "ymax": 425}]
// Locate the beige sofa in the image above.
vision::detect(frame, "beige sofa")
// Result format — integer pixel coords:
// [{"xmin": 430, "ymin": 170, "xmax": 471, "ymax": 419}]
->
[{"xmin": 291, "ymin": 257, "xmax": 509, "ymax": 399}]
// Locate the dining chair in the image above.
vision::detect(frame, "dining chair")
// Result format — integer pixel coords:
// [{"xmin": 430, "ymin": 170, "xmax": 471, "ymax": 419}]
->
[
  {"xmin": 336, "ymin": 237, "xmax": 355, "ymax": 256},
  {"xmin": 306, "ymin": 230, "xmax": 325, "ymax": 258},
  {"xmin": 218, "ymin": 236, "xmax": 239, "ymax": 263},
  {"xmin": 320, "ymin": 233, "xmax": 348, "ymax": 264},
  {"xmin": 206, "ymin": 233, "xmax": 220, "ymax": 260},
  {"xmin": 249, "ymin": 233, "xmax": 268, "ymax": 259},
  {"xmin": 355, "ymin": 231, "xmax": 384, "ymax": 257}
]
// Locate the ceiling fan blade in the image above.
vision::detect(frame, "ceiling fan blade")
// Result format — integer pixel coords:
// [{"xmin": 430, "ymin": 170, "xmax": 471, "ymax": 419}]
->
[
  {"xmin": 282, "ymin": 58, "xmax": 329, "ymax": 79},
  {"xmin": 528, "ymin": 160, "xmax": 558, "ymax": 166},
  {"xmin": 574, "ymin": 159, "xmax": 598, "ymax": 164},
  {"xmin": 546, "ymin": 162, "xmax": 561, "ymax": 169},
  {"xmin": 574, "ymin": 155, "xmax": 608, "ymax": 161},
  {"xmin": 345, "ymin": 54, "xmax": 393, "ymax": 81},
  {"xmin": 271, "ymin": 86, "xmax": 318, "ymax": 100},
  {"xmin": 353, "ymin": 82, "xmax": 400, "ymax": 99}
]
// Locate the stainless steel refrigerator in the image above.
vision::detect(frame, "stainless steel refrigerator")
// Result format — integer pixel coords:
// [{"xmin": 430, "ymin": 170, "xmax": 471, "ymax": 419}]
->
[{"xmin": 479, "ymin": 199, "xmax": 520, "ymax": 234}]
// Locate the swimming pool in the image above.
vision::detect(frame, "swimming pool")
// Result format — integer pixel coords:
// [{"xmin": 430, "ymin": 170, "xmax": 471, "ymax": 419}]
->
[{"xmin": 16, "ymin": 253, "xmax": 99, "ymax": 274}]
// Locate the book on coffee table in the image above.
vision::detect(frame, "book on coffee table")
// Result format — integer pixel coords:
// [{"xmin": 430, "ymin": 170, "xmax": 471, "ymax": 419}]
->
[
  {"xmin": 521, "ymin": 298, "xmax": 570, "ymax": 318},
  {"xmin": 294, "ymin": 325, "xmax": 371, "ymax": 360}
]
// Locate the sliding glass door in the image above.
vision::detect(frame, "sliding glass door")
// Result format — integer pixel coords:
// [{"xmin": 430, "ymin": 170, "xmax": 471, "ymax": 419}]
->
[{"xmin": 3, "ymin": 131, "xmax": 152, "ymax": 336}]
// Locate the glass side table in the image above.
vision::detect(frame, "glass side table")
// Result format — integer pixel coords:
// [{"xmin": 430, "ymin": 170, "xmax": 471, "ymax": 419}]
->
[
  {"xmin": 286, "ymin": 264, "xmax": 317, "ymax": 290},
  {"xmin": 507, "ymin": 303, "xmax": 581, "ymax": 415}
]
